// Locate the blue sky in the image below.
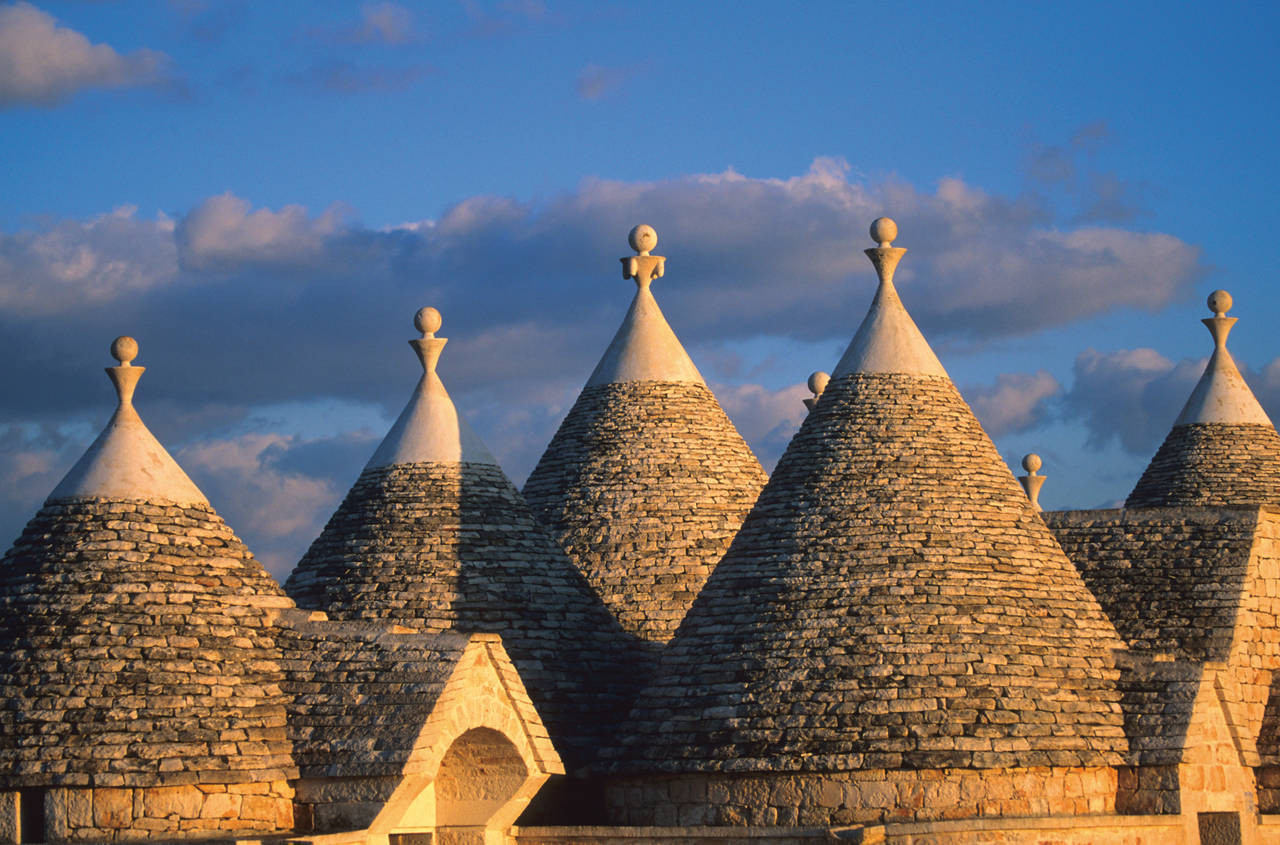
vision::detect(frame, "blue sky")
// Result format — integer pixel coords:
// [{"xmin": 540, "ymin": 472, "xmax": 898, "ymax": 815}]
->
[{"xmin": 3, "ymin": 0, "xmax": 1279, "ymax": 577}]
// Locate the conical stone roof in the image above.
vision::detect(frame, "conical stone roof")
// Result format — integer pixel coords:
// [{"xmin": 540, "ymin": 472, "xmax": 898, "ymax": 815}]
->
[
  {"xmin": 1127, "ymin": 290, "xmax": 1280, "ymax": 508},
  {"xmin": 612, "ymin": 219, "xmax": 1128, "ymax": 775},
  {"xmin": 522, "ymin": 225, "xmax": 769, "ymax": 643},
  {"xmin": 0, "ymin": 337, "xmax": 297, "ymax": 789},
  {"xmin": 284, "ymin": 309, "xmax": 638, "ymax": 771}
]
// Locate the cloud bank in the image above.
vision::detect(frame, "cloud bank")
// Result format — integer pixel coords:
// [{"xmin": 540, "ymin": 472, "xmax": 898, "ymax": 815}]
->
[{"xmin": 0, "ymin": 160, "xmax": 1209, "ymax": 577}]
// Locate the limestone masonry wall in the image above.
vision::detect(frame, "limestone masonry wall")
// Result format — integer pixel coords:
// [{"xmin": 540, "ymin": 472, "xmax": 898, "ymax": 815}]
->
[
  {"xmin": 604, "ymin": 768, "xmax": 1118, "ymax": 829},
  {"xmin": 6, "ymin": 781, "xmax": 294, "ymax": 841}
]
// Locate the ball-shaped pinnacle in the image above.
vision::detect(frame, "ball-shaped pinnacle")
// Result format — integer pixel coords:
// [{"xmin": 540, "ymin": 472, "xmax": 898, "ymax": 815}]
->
[
  {"xmin": 1022, "ymin": 453, "xmax": 1042, "ymax": 474},
  {"xmin": 628, "ymin": 224, "xmax": 658, "ymax": 256},
  {"xmin": 807, "ymin": 371, "xmax": 830, "ymax": 396},
  {"xmin": 414, "ymin": 306, "xmax": 443, "ymax": 337},
  {"xmin": 869, "ymin": 217, "xmax": 898, "ymax": 248},
  {"xmin": 110, "ymin": 336, "xmax": 138, "ymax": 366},
  {"xmin": 1207, "ymin": 289, "xmax": 1233, "ymax": 318}
]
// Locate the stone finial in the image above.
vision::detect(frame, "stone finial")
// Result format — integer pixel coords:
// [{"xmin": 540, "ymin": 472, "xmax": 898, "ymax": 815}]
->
[
  {"xmin": 629, "ymin": 224, "xmax": 657, "ymax": 256},
  {"xmin": 111, "ymin": 335, "xmax": 138, "ymax": 367},
  {"xmin": 864, "ymin": 216, "xmax": 907, "ymax": 286},
  {"xmin": 1204, "ymin": 289, "xmax": 1237, "ymax": 351},
  {"xmin": 409, "ymin": 307, "xmax": 447, "ymax": 375},
  {"xmin": 621, "ymin": 224, "xmax": 666, "ymax": 287},
  {"xmin": 415, "ymin": 306, "xmax": 443, "ymax": 338},
  {"xmin": 804, "ymin": 371, "xmax": 830, "ymax": 413},
  {"xmin": 1208, "ymin": 289, "xmax": 1233, "ymax": 318},
  {"xmin": 1018, "ymin": 453, "xmax": 1045, "ymax": 511},
  {"xmin": 870, "ymin": 217, "xmax": 898, "ymax": 248},
  {"xmin": 107, "ymin": 335, "xmax": 145, "ymax": 409}
]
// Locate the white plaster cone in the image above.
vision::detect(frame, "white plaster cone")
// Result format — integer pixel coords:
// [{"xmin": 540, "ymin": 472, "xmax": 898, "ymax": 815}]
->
[
  {"xmin": 586, "ymin": 281, "xmax": 704, "ymax": 387},
  {"xmin": 1175, "ymin": 316, "xmax": 1272, "ymax": 426},
  {"xmin": 365, "ymin": 331, "xmax": 498, "ymax": 470},
  {"xmin": 832, "ymin": 244, "xmax": 948, "ymax": 379},
  {"xmin": 50, "ymin": 348, "xmax": 208, "ymax": 506}
]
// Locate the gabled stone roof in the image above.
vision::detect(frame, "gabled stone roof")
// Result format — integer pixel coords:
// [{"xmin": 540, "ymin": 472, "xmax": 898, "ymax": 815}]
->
[
  {"xmin": 284, "ymin": 311, "xmax": 638, "ymax": 773},
  {"xmin": 0, "ymin": 339, "xmax": 297, "ymax": 788},
  {"xmin": 281, "ymin": 615, "xmax": 467, "ymax": 779},
  {"xmin": 522, "ymin": 226, "xmax": 768, "ymax": 643},
  {"xmin": 610, "ymin": 220, "xmax": 1128, "ymax": 774},
  {"xmin": 1128, "ymin": 290, "xmax": 1280, "ymax": 508},
  {"xmin": 280, "ymin": 617, "xmax": 559, "ymax": 782}
]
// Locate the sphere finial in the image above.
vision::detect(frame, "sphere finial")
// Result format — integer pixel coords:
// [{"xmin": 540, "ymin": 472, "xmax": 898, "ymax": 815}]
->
[
  {"xmin": 1022, "ymin": 453, "xmax": 1042, "ymax": 474},
  {"xmin": 807, "ymin": 371, "xmax": 830, "ymax": 397},
  {"xmin": 869, "ymin": 217, "xmax": 898, "ymax": 248},
  {"xmin": 628, "ymin": 224, "xmax": 658, "ymax": 256},
  {"xmin": 414, "ymin": 306, "xmax": 443, "ymax": 338},
  {"xmin": 110, "ymin": 336, "xmax": 138, "ymax": 366},
  {"xmin": 1208, "ymin": 289, "xmax": 1233, "ymax": 318}
]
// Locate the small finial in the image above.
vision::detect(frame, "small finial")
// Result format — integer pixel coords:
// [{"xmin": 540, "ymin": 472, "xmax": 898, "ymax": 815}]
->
[
  {"xmin": 409, "ymin": 307, "xmax": 447, "ymax": 375},
  {"xmin": 111, "ymin": 336, "xmax": 138, "ymax": 367},
  {"xmin": 1208, "ymin": 289, "xmax": 1233, "ymax": 319},
  {"xmin": 869, "ymin": 217, "xmax": 898, "ymax": 248},
  {"xmin": 1202, "ymin": 289, "xmax": 1237, "ymax": 350},
  {"xmin": 621, "ymin": 224, "xmax": 666, "ymax": 286},
  {"xmin": 414, "ymin": 306, "xmax": 443, "ymax": 338},
  {"xmin": 629, "ymin": 224, "xmax": 658, "ymax": 256},
  {"xmin": 803, "ymin": 371, "xmax": 830, "ymax": 413},
  {"xmin": 1018, "ymin": 453, "xmax": 1045, "ymax": 511},
  {"xmin": 863, "ymin": 217, "xmax": 907, "ymax": 286}
]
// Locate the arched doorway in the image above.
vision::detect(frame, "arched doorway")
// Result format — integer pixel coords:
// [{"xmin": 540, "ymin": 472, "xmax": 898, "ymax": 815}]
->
[{"xmin": 433, "ymin": 727, "xmax": 529, "ymax": 845}]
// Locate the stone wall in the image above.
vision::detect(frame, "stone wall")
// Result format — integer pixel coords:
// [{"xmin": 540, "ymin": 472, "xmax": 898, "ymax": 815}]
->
[
  {"xmin": 1, "ymin": 781, "xmax": 296, "ymax": 841},
  {"xmin": 513, "ymin": 815, "xmax": 1186, "ymax": 844},
  {"xmin": 604, "ymin": 768, "xmax": 1118, "ymax": 828}
]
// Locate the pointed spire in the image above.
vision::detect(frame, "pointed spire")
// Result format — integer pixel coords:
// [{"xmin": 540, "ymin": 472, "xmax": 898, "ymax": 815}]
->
[
  {"xmin": 1018, "ymin": 453, "xmax": 1045, "ymax": 511},
  {"xmin": 585, "ymin": 224, "xmax": 703, "ymax": 386},
  {"xmin": 803, "ymin": 370, "xmax": 829, "ymax": 412},
  {"xmin": 832, "ymin": 217, "xmax": 948, "ymax": 378},
  {"xmin": 1174, "ymin": 290, "xmax": 1272, "ymax": 425},
  {"xmin": 365, "ymin": 307, "xmax": 497, "ymax": 469},
  {"xmin": 49, "ymin": 336, "xmax": 207, "ymax": 505}
]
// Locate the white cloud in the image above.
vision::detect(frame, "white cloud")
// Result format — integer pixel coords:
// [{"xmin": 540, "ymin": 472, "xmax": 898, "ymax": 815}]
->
[
  {"xmin": 966, "ymin": 370, "xmax": 1061, "ymax": 436},
  {"xmin": 713, "ymin": 382, "xmax": 809, "ymax": 473},
  {"xmin": 177, "ymin": 433, "xmax": 347, "ymax": 579},
  {"xmin": 0, "ymin": 2, "xmax": 169, "ymax": 107},
  {"xmin": 176, "ymin": 193, "xmax": 348, "ymax": 271},
  {"xmin": 1063, "ymin": 348, "xmax": 1202, "ymax": 454},
  {"xmin": 0, "ymin": 206, "xmax": 178, "ymax": 315},
  {"xmin": 349, "ymin": 2, "xmax": 416, "ymax": 44}
]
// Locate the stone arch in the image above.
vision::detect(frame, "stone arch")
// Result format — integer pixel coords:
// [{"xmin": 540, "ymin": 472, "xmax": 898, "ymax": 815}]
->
[{"xmin": 432, "ymin": 727, "xmax": 530, "ymax": 845}]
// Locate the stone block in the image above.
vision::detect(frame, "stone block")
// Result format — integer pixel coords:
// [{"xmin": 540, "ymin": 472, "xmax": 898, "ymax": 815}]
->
[
  {"xmin": 143, "ymin": 785, "xmax": 202, "ymax": 819},
  {"xmin": 199, "ymin": 792, "xmax": 241, "ymax": 819},
  {"xmin": 92, "ymin": 788, "xmax": 133, "ymax": 829},
  {"xmin": 0, "ymin": 792, "xmax": 16, "ymax": 845},
  {"xmin": 64, "ymin": 789, "xmax": 92, "ymax": 831}
]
